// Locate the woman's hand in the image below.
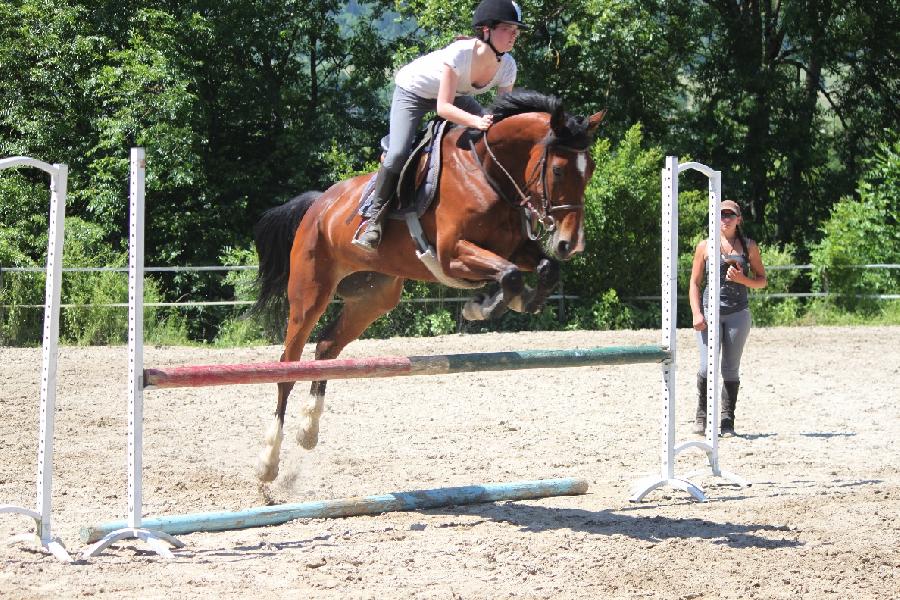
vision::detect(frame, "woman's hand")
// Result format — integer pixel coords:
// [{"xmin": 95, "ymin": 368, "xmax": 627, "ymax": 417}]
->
[
  {"xmin": 693, "ymin": 312, "xmax": 707, "ymax": 331},
  {"xmin": 471, "ymin": 113, "xmax": 494, "ymax": 130},
  {"xmin": 725, "ymin": 262, "xmax": 745, "ymax": 284}
]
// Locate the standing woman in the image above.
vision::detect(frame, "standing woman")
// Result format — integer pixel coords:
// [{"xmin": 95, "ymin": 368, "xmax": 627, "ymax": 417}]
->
[
  {"xmin": 689, "ymin": 200, "xmax": 768, "ymax": 436},
  {"xmin": 353, "ymin": 0, "xmax": 527, "ymax": 250}
]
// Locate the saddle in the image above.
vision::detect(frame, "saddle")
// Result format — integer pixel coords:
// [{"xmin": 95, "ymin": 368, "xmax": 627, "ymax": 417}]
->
[{"xmin": 357, "ymin": 118, "xmax": 450, "ymax": 222}]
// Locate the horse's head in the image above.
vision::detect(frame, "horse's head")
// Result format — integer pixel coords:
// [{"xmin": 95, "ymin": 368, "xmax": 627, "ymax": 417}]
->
[
  {"xmin": 541, "ymin": 105, "xmax": 605, "ymax": 259},
  {"xmin": 488, "ymin": 91, "xmax": 606, "ymax": 260}
]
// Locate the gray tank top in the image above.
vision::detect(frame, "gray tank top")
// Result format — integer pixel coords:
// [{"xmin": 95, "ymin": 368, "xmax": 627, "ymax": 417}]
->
[{"xmin": 703, "ymin": 250, "xmax": 750, "ymax": 315}]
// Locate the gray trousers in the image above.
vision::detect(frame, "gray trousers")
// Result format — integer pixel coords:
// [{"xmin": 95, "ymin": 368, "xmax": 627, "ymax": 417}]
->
[
  {"xmin": 382, "ymin": 86, "xmax": 485, "ymax": 173},
  {"xmin": 696, "ymin": 308, "xmax": 751, "ymax": 382}
]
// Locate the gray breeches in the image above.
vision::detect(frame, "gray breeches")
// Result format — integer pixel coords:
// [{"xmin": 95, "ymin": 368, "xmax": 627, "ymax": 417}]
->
[
  {"xmin": 696, "ymin": 308, "xmax": 751, "ymax": 382},
  {"xmin": 383, "ymin": 86, "xmax": 484, "ymax": 173}
]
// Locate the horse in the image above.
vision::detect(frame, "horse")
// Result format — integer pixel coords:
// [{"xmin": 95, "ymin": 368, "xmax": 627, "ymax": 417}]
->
[{"xmin": 252, "ymin": 89, "xmax": 605, "ymax": 481}]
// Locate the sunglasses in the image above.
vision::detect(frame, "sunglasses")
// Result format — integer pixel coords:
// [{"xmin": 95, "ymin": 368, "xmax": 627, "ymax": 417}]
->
[{"xmin": 721, "ymin": 211, "xmax": 738, "ymax": 219}]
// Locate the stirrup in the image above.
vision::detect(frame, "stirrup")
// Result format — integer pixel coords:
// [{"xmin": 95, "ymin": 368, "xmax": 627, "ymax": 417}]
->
[{"xmin": 352, "ymin": 222, "xmax": 382, "ymax": 251}]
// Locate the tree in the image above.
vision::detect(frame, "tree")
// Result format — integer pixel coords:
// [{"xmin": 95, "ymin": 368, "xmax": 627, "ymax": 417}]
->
[{"xmin": 680, "ymin": 0, "xmax": 899, "ymax": 248}]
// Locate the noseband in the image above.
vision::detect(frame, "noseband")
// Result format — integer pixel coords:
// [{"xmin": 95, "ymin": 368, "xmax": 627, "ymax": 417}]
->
[{"xmin": 469, "ymin": 131, "xmax": 589, "ymax": 241}]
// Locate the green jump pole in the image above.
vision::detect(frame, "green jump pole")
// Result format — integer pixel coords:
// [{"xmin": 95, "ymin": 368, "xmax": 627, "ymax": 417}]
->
[
  {"xmin": 144, "ymin": 346, "xmax": 670, "ymax": 389},
  {"xmin": 82, "ymin": 477, "xmax": 589, "ymax": 543}
]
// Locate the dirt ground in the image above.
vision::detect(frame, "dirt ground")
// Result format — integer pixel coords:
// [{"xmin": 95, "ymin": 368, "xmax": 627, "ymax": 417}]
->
[{"xmin": 1, "ymin": 325, "xmax": 898, "ymax": 599}]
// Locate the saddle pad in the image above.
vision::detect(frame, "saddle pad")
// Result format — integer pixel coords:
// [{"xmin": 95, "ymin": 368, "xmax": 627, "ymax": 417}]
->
[{"xmin": 357, "ymin": 119, "xmax": 449, "ymax": 221}]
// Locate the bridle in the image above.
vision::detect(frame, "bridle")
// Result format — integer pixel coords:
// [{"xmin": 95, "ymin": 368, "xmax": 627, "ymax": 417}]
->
[{"xmin": 469, "ymin": 131, "xmax": 590, "ymax": 241}]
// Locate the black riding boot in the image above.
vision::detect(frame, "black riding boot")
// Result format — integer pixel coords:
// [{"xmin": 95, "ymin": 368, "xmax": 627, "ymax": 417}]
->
[
  {"xmin": 720, "ymin": 380, "xmax": 740, "ymax": 436},
  {"xmin": 692, "ymin": 374, "xmax": 707, "ymax": 435},
  {"xmin": 353, "ymin": 166, "xmax": 400, "ymax": 251}
]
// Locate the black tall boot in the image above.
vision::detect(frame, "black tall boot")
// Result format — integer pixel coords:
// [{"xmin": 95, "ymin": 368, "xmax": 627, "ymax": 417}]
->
[
  {"xmin": 352, "ymin": 165, "xmax": 401, "ymax": 251},
  {"xmin": 720, "ymin": 379, "xmax": 740, "ymax": 436},
  {"xmin": 692, "ymin": 374, "xmax": 707, "ymax": 435}
]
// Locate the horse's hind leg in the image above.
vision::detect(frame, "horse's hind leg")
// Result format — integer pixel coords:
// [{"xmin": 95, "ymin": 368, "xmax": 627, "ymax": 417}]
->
[
  {"xmin": 257, "ymin": 269, "xmax": 338, "ymax": 482},
  {"xmin": 297, "ymin": 272, "xmax": 404, "ymax": 449},
  {"xmin": 257, "ymin": 381, "xmax": 290, "ymax": 482}
]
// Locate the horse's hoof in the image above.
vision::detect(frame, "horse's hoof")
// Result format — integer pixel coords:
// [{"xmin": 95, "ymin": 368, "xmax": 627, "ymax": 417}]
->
[
  {"xmin": 461, "ymin": 304, "xmax": 481, "ymax": 321},
  {"xmin": 524, "ymin": 301, "xmax": 544, "ymax": 314},
  {"xmin": 462, "ymin": 297, "xmax": 487, "ymax": 321},
  {"xmin": 297, "ymin": 424, "xmax": 320, "ymax": 449},
  {"xmin": 255, "ymin": 457, "xmax": 279, "ymax": 482}
]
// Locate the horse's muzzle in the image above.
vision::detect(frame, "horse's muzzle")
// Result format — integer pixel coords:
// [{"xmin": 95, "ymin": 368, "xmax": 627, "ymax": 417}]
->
[
  {"xmin": 556, "ymin": 240, "xmax": 574, "ymax": 260},
  {"xmin": 551, "ymin": 221, "xmax": 585, "ymax": 260}
]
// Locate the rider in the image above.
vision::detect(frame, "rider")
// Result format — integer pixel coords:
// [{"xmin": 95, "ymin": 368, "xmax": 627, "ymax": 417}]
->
[{"xmin": 353, "ymin": 0, "xmax": 528, "ymax": 251}]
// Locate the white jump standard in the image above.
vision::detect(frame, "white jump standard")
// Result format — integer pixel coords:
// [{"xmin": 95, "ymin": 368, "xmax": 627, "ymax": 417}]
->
[
  {"xmin": 80, "ymin": 148, "xmax": 184, "ymax": 559},
  {"xmin": 0, "ymin": 156, "xmax": 72, "ymax": 562},
  {"xmin": 630, "ymin": 156, "xmax": 750, "ymax": 502}
]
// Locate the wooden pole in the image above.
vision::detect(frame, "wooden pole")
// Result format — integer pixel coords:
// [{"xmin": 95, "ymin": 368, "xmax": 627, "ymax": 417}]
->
[
  {"xmin": 82, "ymin": 478, "xmax": 589, "ymax": 542},
  {"xmin": 144, "ymin": 346, "xmax": 671, "ymax": 389}
]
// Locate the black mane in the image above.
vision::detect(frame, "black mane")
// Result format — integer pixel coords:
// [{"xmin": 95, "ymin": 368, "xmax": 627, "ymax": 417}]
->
[
  {"xmin": 490, "ymin": 89, "xmax": 563, "ymax": 123},
  {"xmin": 489, "ymin": 89, "xmax": 593, "ymax": 150}
]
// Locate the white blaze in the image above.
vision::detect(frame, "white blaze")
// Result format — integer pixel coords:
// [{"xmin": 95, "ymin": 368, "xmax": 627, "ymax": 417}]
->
[{"xmin": 576, "ymin": 153, "xmax": 588, "ymax": 178}]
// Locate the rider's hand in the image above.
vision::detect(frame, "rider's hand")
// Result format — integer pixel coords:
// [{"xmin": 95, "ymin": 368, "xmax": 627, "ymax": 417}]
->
[{"xmin": 472, "ymin": 114, "xmax": 494, "ymax": 130}]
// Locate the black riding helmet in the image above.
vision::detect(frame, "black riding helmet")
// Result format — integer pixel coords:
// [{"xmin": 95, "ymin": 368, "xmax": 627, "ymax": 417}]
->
[{"xmin": 472, "ymin": 0, "xmax": 530, "ymax": 30}]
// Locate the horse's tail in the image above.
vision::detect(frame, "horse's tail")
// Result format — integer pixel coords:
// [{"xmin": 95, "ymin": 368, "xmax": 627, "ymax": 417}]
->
[{"xmin": 252, "ymin": 191, "xmax": 322, "ymax": 313}]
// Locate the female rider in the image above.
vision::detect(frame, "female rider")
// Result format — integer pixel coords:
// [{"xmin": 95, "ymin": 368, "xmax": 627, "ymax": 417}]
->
[{"xmin": 354, "ymin": 0, "xmax": 527, "ymax": 250}]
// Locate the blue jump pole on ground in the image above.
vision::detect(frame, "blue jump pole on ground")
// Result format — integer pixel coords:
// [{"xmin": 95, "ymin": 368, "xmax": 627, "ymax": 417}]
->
[{"xmin": 81, "ymin": 477, "xmax": 589, "ymax": 543}]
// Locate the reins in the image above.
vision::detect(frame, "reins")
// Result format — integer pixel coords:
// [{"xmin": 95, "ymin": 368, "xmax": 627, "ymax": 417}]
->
[{"xmin": 469, "ymin": 131, "xmax": 588, "ymax": 241}]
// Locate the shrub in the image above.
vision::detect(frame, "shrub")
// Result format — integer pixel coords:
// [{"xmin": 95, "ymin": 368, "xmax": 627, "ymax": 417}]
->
[
  {"xmin": 748, "ymin": 244, "xmax": 802, "ymax": 326},
  {"xmin": 566, "ymin": 124, "xmax": 664, "ymax": 304},
  {"xmin": 810, "ymin": 136, "xmax": 900, "ymax": 311},
  {"xmin": 588, "ymin": 289, "xmax": 635, "ymax": 330},
  {"xmin": 58, "ymin": 217, "xmax": 129, "ymax": 344}
]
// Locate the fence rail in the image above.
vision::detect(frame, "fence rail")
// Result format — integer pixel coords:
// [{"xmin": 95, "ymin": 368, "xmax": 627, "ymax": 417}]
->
[
  {"xmin": 1, "ymin": 264, "xmax": 898, "ymax": 309},
  {"xmin": 3, "ymin": 263, "xmax": 900, "ymax": 274}
]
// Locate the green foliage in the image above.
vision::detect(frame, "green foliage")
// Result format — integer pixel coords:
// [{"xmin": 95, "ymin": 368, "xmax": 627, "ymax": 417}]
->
[
  {"xmin": 747, "ymin": 244, "xmax": 802, "ymax": 327},
  {"xmin": 585, "ymin": 289, "xmax": 635, "ymax": 330},
  {"xmin": 0, "ymin": 214, "xmax": 181, "ymax": 345},
  {"xmin": 57, "ymin": 218, "xmax": 128, "ymax": 344},
  {"xmin": 0, "ymin": 248, "xmax": 44, "ymax": 346},
  {"xmin": 363, "ymin": 281, "xmax": 458, "ymax": 338},
  {"xmin": 143, "ymin": 307, "xmax": 192, "ymax": 346},
  {"xmin": 213, "ymin": 245, "xmax": 279, "ymax": 346},
  {"xmin": 565, "ymin": 124, "xmax": 662, "ymax": 318},
  {"xmin": 3, "ymin": 1, "xmax": 899, "ymax": 344},
  {"xmin": 796, "ymin": 299, "xmax": 900, "ymax": 327},
  {"xmin": 320, "ymin": 141, "xmax": 380, "ymax": 183},
  {"xmin": 810, "ymin": 136, "xmax": 900, "ymax": 311},
  {"xmin": 213, "ymin": 314, "xmax": 270, "ymax": 347}
]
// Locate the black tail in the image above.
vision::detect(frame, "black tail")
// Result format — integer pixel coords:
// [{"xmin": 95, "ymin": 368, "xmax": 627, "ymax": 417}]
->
[{"xmin": 252, "ymin": 191, "xmax": 322, "ymax": 313}]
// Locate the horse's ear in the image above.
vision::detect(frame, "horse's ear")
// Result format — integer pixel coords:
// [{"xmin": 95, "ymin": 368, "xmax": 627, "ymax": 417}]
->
[
  {"xmin": 587, "ymin": 109, "xmax": 607, "ymax": 135},
  {"xmin": 550, "ymin": 104, "xmax": 567, "ymax": 135}
]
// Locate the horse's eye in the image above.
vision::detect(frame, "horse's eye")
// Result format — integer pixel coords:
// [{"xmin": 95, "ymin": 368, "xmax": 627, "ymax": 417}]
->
[{"xmin": 552, "ymin": 166, "xmax": 564, "ymax": 177}]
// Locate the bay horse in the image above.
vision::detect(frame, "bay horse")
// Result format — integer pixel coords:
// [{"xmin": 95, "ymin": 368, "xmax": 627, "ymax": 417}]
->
[{"xmin": 253, "ymin": 90, "xmax": 605, "ymax": 481}]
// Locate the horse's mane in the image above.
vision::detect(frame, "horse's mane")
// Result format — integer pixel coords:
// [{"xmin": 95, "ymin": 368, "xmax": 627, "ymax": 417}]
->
[
  {"xmin": 489, "ymin": 89, "xmax": 593, "ymax": 150},
  {"xmin": 490, "ymin": 89, "xmax": 563, "ymax": 123}
]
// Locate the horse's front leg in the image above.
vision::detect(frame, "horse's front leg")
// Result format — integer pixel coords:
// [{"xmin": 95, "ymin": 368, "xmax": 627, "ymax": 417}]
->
[
  {"xmin": 504, "ymin": 244, "xmax": 560, "ymax": 314},
  {"xmin": 482, "ymin": 243, "xmax": 560, "ymax": 314},
  {"xmin": 445, "ymin": 241, "xmax": 525, "ymax": 321}
]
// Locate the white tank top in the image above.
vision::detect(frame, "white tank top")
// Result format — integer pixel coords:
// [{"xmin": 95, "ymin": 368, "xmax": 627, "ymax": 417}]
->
[{"xmin": 394, "ymin": 39, "xmax": 517, "ymax": 99}]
